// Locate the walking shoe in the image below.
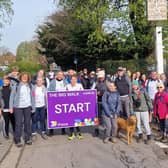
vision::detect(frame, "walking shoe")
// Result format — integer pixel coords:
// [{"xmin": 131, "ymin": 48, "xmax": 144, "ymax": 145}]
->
[
  {"xmin": 103, "ymin": 137, "xmax": 109, "ymax": 144},
  {"xmin": 155, "ymin": 135, "xmax": 164, "ymax": 141},
  {"xmin": 77, "ymin": 133, "xmax": 84, "ymax": 140},
  {"xmin": 110, "ymin": 138, "xmax": 117, "ymax": 143},
  {"xmin": 48, "ymin": 129, "xmax": 54, "ymax": 136},
  {"xmin": 25, "ymin": 140, "xmax": 32, "ymax": 145},
  {"xmin": 4, "ymin": 135, "xmax": 9, "ymax": 140},
  {"xmin": 161, "ymin": 138, "xmax": 168, "ymax": 143},
  {"xmin": 94, "ymin": 129, "xmax": 99, "ymax": 137},
  {"xmin": 41, "ymin": 133, "xmax": 48, "ymax": 140},
  {"xmin": 32, "ymin": 134, "xmax": 37, "ymax": 142},
  {"xmin": 137, "ymin": 133, "xmax": 143, "ymax": 143},
  {"xmin": 144, "ymin": 135, "xmax": 151, "ymax": 145},
  {"xmin": 16, "ymin": 142, "xmax": 23, "ymax": 148},
  {"xmin": 68, "ymin": 134, "xmax": 75, "ymax": 140}
]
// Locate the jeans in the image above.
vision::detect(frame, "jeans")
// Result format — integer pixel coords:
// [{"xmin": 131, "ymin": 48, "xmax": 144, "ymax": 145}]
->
[
  {"xmin": 102, "ymin": 115, "xmax": 117, "ymax": 138},
  {"xmin": 32, "ymin": 106, "xmax": 46, "ymax": 133},
  {"xmin": 135, "ymin": 111, "xmax": 151, "ymax": 135},
  {"xmin": 14, "ymin": 107, "xmax": 32, "ymax": 143},
  {"xmin": 120, "ymin": 96, "xmax": 131, "ymax": 119}
]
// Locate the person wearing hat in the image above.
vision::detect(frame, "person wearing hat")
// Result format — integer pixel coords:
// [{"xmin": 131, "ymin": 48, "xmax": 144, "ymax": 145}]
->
[
  {"xmin": 89, "ymin": 71, "xmax": 96, "ymax": 89},
  {"xmin": 115, "ymin": 67, "xmax": 133, "ymax": 118},
  {"xmin": 95, "ymin": 70, "xmax": 107, "ymax": 136},
  {"xmin": 132, "ymin": 81, "xmax": 153, "ymax": 144}
]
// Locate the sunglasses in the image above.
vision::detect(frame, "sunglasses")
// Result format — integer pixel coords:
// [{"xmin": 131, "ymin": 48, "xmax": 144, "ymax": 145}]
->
[{"xmin": 157, "ymin": 86, "xmax": 163, "ymax": 89}]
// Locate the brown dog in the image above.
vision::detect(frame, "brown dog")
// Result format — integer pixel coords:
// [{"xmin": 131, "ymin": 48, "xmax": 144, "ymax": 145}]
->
[{"xmin": 117, "ymin": 116, "xmax": 137, "ymax": 145}]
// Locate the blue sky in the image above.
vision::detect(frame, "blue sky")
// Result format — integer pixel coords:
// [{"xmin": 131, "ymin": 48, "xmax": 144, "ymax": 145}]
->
[{"xmin": 0, "ymin": 0, "xmax": 58, "ymax": 54}]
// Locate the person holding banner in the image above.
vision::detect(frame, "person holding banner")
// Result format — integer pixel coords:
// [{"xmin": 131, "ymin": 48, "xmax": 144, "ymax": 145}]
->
[
  {"xmin": 48, "ymin": 70, "xmax": 67, "ymax": 136},
  {"xmin": 102, "ymin": 82, "xmax": 121, "ymax": 143},
  {"xmin": 66, "ymin": 75, "xmax": 84, "ymax": 140},
  {"xmin": 95, "ymin": 70, "xmax": 107, "ymax": 136}
]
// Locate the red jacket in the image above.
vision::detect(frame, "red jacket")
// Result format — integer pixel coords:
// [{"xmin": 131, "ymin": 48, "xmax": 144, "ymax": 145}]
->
[{"xmin": 153, "ymin": 91, "xmax": 168, "ymax": 119}]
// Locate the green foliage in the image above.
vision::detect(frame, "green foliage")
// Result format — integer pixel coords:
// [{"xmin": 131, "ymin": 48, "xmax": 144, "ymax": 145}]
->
[
  {"xmin": 59, "ymin": 0, "xmax": 154, "ymax": 59},
  {"xmin": 98, "ymin": 56, "xmax": 155, "ymax": 74},
  {"xmin": 16, "ymin": 41, "xmax": 41, "ymax": 62},
  {"xmin": 37, "ymin": 0, "xmax": 155, "ymax": 69},
  {"xmin": 9, "ymin": 61, "xmax": 41, "ymax": 75}
]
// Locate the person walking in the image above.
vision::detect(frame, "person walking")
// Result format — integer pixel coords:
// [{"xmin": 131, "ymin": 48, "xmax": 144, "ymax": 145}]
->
[
  {"xmin": 102, "ymin": 82, "xmax": 121, "ymax": 143},
  {"xmin": 9, "ymin": 72, "xmax": 35, "ymax": 147}
]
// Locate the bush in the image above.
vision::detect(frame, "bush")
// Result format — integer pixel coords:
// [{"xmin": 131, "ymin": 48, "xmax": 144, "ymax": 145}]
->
[{"xmin": 9, "ymin": 61, "xmax": 42, "ymax": 75}]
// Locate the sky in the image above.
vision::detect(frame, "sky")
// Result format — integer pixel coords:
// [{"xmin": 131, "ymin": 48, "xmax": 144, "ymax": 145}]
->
[{"xmin": 0, "ymin": 0, "xmax": 59, "ymax": 54}]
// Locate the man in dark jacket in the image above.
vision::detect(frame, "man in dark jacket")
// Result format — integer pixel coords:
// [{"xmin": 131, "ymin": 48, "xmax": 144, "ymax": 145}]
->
[
  {"xmin": 115, "ymin": 67, "xmax": 133, "ymax": 119},
  {"xmin": 95, "ymin": 70, "xmax": 107, "ymax": 136}
]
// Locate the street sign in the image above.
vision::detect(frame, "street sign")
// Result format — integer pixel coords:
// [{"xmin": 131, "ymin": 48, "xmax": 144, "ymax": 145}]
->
[{"xmin": 147, "ymin": 0, "xmax": 167, "ymax": 21}]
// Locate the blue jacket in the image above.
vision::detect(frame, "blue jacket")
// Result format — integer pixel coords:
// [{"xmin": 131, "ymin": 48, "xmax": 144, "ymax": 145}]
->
[{"xmin": 102, "ymin": 91, "xmax": 121, "ymax": 117}]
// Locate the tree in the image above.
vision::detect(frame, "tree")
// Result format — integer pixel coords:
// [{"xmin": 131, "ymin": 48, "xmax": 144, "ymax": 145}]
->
[
  {"xmin": 0, "ymin": 0, "xmax": 13, "ymax": 38},
  {"xmin": 60, "ymin": 0, "xmax": 155, "ymax": 59},
  {"xmin": 16, "ymin": 40, "xmax": 41, "ymax": 62}
]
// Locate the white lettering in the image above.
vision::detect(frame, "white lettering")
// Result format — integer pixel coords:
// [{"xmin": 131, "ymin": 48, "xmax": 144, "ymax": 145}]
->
[
  {"xmin": 68, "ymin": 104, "xmax": 77, "ymax": 113},
  {"xmin": 55, "ymin": 104, "xmax": 62, "ymax": 113},
  {"xmin": 62, "ymin": 104, "xmax": 69, "ymax": 113},
  {"xmin": 77, "ymin": 103, "xmax": 84, "ymax": 112},
  {"xmin": 84, "ymin": 102, "xmax": 91, "ymax": 111}
]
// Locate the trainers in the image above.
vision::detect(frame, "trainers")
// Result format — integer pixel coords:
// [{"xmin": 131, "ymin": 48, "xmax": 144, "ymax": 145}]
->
[
  {"xmin": 16, "ymin": 142, "xmax": 23, "ymax": 148},
  {"xmin": 94, "ymin": 129, "xmax": 99, "ymax": 137},
  {"xmin": 161, "ymin": 138, "xmax": 168, "ymax": 143},
  {"xmin": 4, "ymin": 135, "xmax": 10, "ymax": 140},
  {"xmin": 25, "ymin": 140, "xmax": 32, "ymax": 145},
  {"xmin": 41, "ymin": 133, "xmax": 48, "ymax": 140},
  {"xmin": 77, "ymin": 134, "xmax": 84, "ymax": 140},
  {"xmin": 155, "ymin": 136, "xmax": 164, "ymax": 141},
  {"xmin": 103, "ymin": 137, "xmax": 109, "ymax": 144},
  {"xmin": 137, "ymin": 134, "xmax": 143, "ymax": 143},
  {"xmin": 68, "ymin": 134, "xmax": 75, "ymax": 140},
  {"xmin": 144, "ymin": 135, "xmax": 152, "ymax": 145},
  {"xmin": 110, "ymin": 138, "xmax": 117, "ymax": 143}
]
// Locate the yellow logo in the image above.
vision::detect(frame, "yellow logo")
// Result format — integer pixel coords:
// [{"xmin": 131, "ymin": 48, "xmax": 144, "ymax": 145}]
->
[{"xmin": 51, "ymin": 121, "xmax": 57, "ymax": 127}]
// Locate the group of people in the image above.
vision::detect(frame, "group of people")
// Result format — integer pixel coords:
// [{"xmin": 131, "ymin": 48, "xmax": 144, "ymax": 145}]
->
[{"xmin": 0, "ymin": 65, "xmax": 168, "ymax": 147}]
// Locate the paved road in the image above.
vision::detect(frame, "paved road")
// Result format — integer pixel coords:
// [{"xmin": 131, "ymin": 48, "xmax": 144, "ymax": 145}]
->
[{"xmin": 0, "ymin": 129, "xmax": 168, "ymax": 168}]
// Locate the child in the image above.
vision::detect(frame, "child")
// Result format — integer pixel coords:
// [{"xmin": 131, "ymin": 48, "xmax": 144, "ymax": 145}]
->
[{"xmin": 102, "ymin": 82, "xmax": 121, "ymax": 143}]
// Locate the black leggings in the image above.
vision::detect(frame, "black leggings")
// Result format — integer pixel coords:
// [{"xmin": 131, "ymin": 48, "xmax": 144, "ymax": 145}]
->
[
  {"xmin": 159, "ymin": 119, "xmax": 165, "ymax": 133},
  {"xmin": 3, "ymin": 112, "xmax": 15, "ymax": 136},
  {"xmin": 69, "ymin": 127, "xmax": 80, "ymax": 135}
]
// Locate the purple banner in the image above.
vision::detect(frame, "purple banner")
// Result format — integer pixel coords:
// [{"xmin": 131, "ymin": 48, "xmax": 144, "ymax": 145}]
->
[{"xmin": 47, "ymin": 90, "xmax": 98, "ymax": 129}]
